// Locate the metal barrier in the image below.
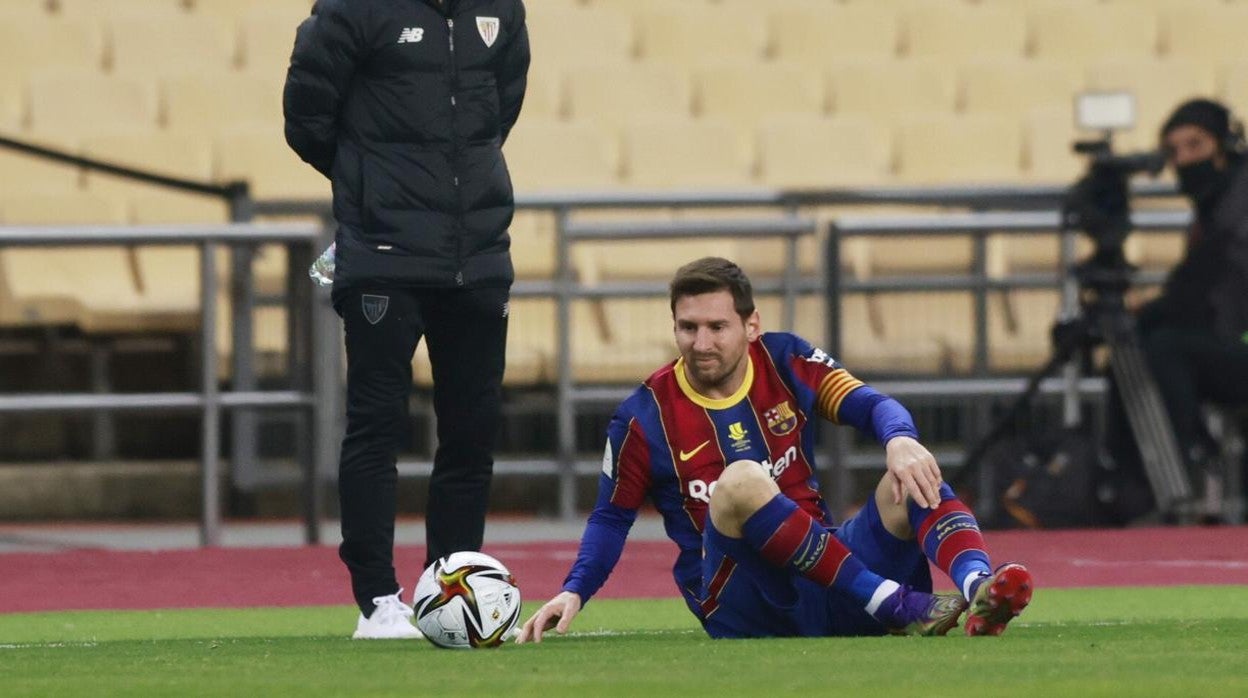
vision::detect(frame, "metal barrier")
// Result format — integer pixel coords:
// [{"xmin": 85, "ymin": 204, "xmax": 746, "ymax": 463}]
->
[{"xmin": 0, "ymin": 223, "xmax": 329, "ymax": 546}]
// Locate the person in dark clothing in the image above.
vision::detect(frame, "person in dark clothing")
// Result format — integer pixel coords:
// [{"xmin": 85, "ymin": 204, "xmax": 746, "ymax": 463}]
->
[
  {"xmin": 284, "ymin": 0, "xmax": 529, "ymax": 638},
  {"xmin": 1105, "ymin": 98, "xmax": 1248, "ymax": 523}
]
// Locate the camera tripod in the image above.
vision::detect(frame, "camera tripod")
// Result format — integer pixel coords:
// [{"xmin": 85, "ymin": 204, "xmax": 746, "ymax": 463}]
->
[{"xmin": 950, "ymin": 249, "xmax": 1195, "ymax": 519}]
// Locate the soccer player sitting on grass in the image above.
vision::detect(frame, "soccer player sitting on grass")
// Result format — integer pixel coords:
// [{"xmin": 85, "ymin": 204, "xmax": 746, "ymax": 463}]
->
[{"xmin": 517, "ymin": 257, "xmax": 1032, "ymax": 642}]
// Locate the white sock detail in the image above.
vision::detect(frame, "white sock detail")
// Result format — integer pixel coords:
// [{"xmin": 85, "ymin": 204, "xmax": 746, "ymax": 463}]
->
[
  {"xmin": 864, "ymin": 580, "xmax": 901, "ymax": 615},
  {"xmin": 963, "ymin": 572, "xmax": 990, "ymax": 602}
]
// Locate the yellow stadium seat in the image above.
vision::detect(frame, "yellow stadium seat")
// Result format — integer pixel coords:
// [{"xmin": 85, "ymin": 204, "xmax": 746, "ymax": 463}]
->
[
  {"xmin": 28, "ymin": 71, "xmax": 159, "ymax": 138},
  {"xmin": 107, "ymin": 14, "xmax": 236, "ymax": 76},
  {"xmin": 188, "ymin": 0, "xmax": 312, "ymax": 21},
  {"xmin": 902, "ymin": 4, "xmax": 1026, "ymax": 62},
  {"xmin": 621, "ymin": 117, "xmax": 754, "ymax": 188},
  {"xmin": 0, "ymin": 15, "xmax": 104, "ymax": 76},
  {"xmin": 769, "ymin": 3, "xmax": 900, "ymax": 64},
  {"xmin": 1133, "ymin": 230, "xmax": 1187, "ymax": 274},
  {"xmin": 1029, "ymin": 3, "xmax": 1160, "ymax": 63},
  {"xmin": 867, "ymin": 236, "xmax": 976, "ymax": 277},
  {"xmin": 526, "ymin": 6, "xmax": 633, "ymax": 77},
  {"xmin": 0, "ymin": 132, "xmax": 82, "ymax": 195},
  {"xmin": 1086, "ymin": 59, "xmax": 1216, "ymax": 147},
  {"xmin": 872, "ymin": 292, "xmax": 975, "ymax": 375},
  {"xmin": 54, "ymin": 0, "xmax": 185, "ymax": 16},
  {"xmin": 988, "ymin": 288, "xmax": 1061, "ymax": 372},
  {"xmin": 0, "ymin": 191, "xmax": 125, "ymax": 225},
  {"xmin": 82, "ymin": 132, "xmax": 215, "ymax": 211},
  {"xmin": 238, "ymin": 9, "xmax": 307, "ymax": 79},
  {"xmin": 696, "ymin": 62, "xmax": 826, "ymax": 132},
  {"xmin": 1161, "ymin": 6, "xmax": 1248, "ymax": 65},
  {"xmin": 518, "ymin": 70, "xmax": 562, "ymax": 121},
  {"xmin": 508, "ymin": 211, "xmax": 558, "ymax": 281},
  {"xmin": 163, "ymin": 71, "xmax": 283, "ymax": 134},
  {"xmin": 756, "ymin": 114, "xmax": 892, "ymax": 188},
  {"xmin": 565, "ymin": 63, "xmax": 692, "ymax": 133},
  {"xmin": 959, "ymin": 59, "xmax": 1083, "ymax": 117},
  {"xmin": 504, "ymin": 121, "xmax": 619, "ymax": 191},
  {"xmin": 0, "ymin": 80, "xmax": 22, "ymax": 131},
  {"xmin": 1023, "ymin": 107, "xmax": 1086, "ymax": 183},
  {"xmin": 130, "ymin": 194, "xmax": 230, "ymax": 225},
  {"xmin": 0, "ymin": 1, "xmax": 50, "ymax": 14},
  {"xmin": 832, "ymin": 293, "xmax": 945, "ymax": 376},
  {"xmin": 215, "ymin": 127, "xmax": 330, "ymax": 200},
  {"xmin": 894, "ymin": 113, "xmax": 1023, "ymax": 184},
  {"xmin": 1222, "ymin": 63, "xmax": 1248, "ymax": 114},
  {"xmin": 572, "ymin": 297, "xmax": 676, "ymax": 384},
  {"xmin": 828, "ymin": 60, "xmax": 958, "ymax": 119},
  {"xmin": 635, "ymin": 7, "xmax": 767, "ymax": 66}
]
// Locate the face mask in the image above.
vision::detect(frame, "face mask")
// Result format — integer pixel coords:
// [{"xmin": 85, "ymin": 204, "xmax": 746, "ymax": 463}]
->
[{"xmin": 1176, "ymin": 157, "xmax": 1228, "ymax": 207}]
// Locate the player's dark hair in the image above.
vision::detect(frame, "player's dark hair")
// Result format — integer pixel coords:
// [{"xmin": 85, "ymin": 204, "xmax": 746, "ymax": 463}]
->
[{"xmin": 669, "ymin": 257, "xmax": 755, "ymax": 319}]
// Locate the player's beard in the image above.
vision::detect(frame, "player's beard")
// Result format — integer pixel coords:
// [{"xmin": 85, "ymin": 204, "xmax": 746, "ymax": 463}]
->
[{"xmin": 687, "ymin": 351, "xmax": 742, "ymax": 391}]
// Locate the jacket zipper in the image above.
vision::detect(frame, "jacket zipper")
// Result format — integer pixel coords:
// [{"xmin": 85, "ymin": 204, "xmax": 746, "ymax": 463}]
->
[{"xmin": 447, "ymin": 16, "xmax": 465, "ymax": 286}]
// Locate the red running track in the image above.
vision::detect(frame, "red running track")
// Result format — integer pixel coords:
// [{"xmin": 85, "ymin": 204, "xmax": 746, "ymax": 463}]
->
[{"xmin": 2, "ymin": 526, "xmax": 1246, "ymax": 614}]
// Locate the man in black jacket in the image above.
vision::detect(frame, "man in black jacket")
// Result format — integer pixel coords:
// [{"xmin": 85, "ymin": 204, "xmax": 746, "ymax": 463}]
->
[
  {"xmin": 284, "ymin": 0, "xmax": 528, "ymax": 638},
  {"xmin": 1106, "ymin": 98, "xmax": 1248, "ymax": 523}
]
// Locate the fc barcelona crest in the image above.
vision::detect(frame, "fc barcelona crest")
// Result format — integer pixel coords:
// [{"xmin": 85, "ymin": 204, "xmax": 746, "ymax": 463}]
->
[
  {"xmin": 476, "ymin": 16, "xmax": 500, "ymax": 47},
  {"xmin": 765, "ymin": 401, "xmax": 798, "ymax": 436}
]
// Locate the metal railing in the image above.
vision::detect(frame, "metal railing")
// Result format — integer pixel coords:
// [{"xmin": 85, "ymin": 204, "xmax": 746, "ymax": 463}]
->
[{"xmin": 0, "ymin": 223, "xmax": 329, "ymax": 546}]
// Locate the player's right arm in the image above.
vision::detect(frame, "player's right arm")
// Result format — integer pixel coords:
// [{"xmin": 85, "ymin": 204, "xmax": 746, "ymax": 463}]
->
[{"xmin": 516, "ymin": 408, "xmax": 653, "ymax": 644}]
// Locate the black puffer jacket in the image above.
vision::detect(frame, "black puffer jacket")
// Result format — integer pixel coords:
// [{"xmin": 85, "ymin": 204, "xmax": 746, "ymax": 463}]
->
[{"xmin": 284, "ymin": 0, "xmax": 529, "ymax": 290}]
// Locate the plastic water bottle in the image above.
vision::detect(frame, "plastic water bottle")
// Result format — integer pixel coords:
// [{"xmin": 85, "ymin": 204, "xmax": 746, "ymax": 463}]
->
[{"xmin": 309, "ymin": 242, "xmax": 336, "ymax": 287}]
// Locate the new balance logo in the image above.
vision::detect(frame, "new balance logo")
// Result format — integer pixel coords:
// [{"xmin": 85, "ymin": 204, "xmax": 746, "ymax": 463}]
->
[{"xmin": 397, "ymin": 27, "xmax": 424, "ymax": 43}]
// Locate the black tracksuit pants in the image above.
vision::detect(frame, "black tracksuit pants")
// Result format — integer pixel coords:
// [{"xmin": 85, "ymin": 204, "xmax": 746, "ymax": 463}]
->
[
  {"xmin": 1106, "ymin": 323, "xmax": 1248, "ymax": 519},
  {"xmin": 335, "ymin": 285, "xmax": 508, "ymax": 614}
]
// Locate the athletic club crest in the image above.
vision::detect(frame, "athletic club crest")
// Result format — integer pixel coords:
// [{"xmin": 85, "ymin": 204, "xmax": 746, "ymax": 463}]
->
[
  {"xmin": 361, "ymin": 294, "xmax": 389, "ymax": 325},
  {"xmin": 765, "ymin": 401, "xmax": 798, "ymax": 436},
  {"xmin": 476, "ymin": 16, "xmax": 500, "ymax": 47}
]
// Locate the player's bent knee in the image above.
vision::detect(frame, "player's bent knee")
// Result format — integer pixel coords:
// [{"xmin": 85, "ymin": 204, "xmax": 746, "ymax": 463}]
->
[{"xmin": 710, "ymin": 460, "xmax": 778, "ymax": 526}]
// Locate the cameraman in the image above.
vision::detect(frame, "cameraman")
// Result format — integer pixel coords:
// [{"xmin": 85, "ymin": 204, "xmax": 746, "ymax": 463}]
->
[{"xmin": 1106, "ymin": 98, "xmax": 1248, "ymax": 522}]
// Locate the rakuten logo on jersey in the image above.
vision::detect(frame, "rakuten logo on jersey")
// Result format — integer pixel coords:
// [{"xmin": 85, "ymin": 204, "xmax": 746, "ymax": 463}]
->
[
  {"xmin": 688, "ymin": 478, "xmax": 717, "ymax": 504},
  {"xmin": 761, "ymin": 446, "xmax": 798, "ymax": 478}
]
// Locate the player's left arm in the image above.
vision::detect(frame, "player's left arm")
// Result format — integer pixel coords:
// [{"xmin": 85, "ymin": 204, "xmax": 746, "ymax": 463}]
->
[{"xmin": 785, "ymin": 335, "xmax": 943, "ymax": 508}]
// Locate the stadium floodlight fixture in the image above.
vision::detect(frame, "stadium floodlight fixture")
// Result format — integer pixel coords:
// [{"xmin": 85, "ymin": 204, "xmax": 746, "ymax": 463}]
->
[{"xmin": 1075, "ymin": 91, "xmax": 1136, "ymax": 134}]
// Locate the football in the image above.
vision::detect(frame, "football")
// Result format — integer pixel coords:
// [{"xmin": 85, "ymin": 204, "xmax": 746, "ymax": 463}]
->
[{"xmin": 412, "ymin": 551, "xmax": 522, "ymax": 649}]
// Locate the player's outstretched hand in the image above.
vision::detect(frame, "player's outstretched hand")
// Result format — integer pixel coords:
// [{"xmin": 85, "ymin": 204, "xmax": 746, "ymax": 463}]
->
[
  {"xmin": 884, "ymin": 435, "xmax": 943, "ymax": 509},
  {"xmin": 515, "ymin": 591, "xmax": 583, "ymax": 644}
]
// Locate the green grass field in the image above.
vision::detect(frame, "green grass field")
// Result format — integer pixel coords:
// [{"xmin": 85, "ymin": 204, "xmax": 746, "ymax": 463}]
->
[{"xmin": 3, "ymin": 587, "xmax": 1247, "ymax": 697}]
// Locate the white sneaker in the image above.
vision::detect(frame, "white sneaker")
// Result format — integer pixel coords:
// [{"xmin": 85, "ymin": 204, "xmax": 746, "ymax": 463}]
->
[{"xmin": 352, "ymin": 589, "xmax": 423, "ymax": 640}]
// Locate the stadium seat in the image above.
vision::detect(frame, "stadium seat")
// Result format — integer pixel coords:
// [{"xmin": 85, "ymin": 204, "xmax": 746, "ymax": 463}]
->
[
  {"xmin": 1023, "ymin": 107, "xmax": 1087, "ymax": 183},
  {"xmin": 987, "ymin": 288, "xmax": 1061, "ymax": 372},
  {"xmin": 866, "ymin": 235, "xmax": 977, "ymax": 278},
  {"xmin": 517, "ymin": 70, "xmax": 562, "ymax": 122},
  {"xmin": 188, "ymin": 0, "xmax": 312, "ymax": 21},
  {"xmin": 866, "ymin": 292, "xmax": 969, "ymax": 375},
  {"xmin": 0, "ymin": 132, "xmax": 82, "ymax": 194},
  {"xmin": 28, "ymin": 71, "xmax": 159, "ymax": 138},
  {"xmin": 959, "ymin": 59, "xmax": 1083, "ymax": 118},
  {"xmin": 1222, "ymin": 63, "xmax": 1248, "ymax": 115},
  {"xmin": 1028, "ymin": 3, "xmax": 1160, "ymax": 63},
  {"xmin": 504, "ymin": 121, "xmax": 619, "ymax": 191},
  {"xmin": 695, "ymin": 62, "xmax": 826, "ymax": 133},
  {"xmin": 894, "ymin": 113, "xmax": 1024, "ymax": 184},
  {"xmin": 757, "ymin": 114, "xmax": 892, "ymax": 188},
  {"xmin": 82, "ymin": 132, "xmax": 216, "ymax": 212},
  {"xmin": 0, "ymin": 15, "xmax": 104, "ymax": 76},
  {"xmin": 769, "ymin": 3, "xmax": 900, "ymax": 64},
  {"xmin": 215, "ymin": 127, "xmax": 330, "ymax": 200},
  {"xmin": 130, "ymin": 194, "xmax": 230, "ymax": 225},
  {"xmin": 828, "ymin": 60, "xmax": 958, "ymax": 119},
  {"xmin": 1160, "ymin": 5, "xmax": 1248, "ymax": 64},
  {"xmin": 571, "ymin": 297, "xmax": 677, "ymax": 384},
  {"xmin": 237, "ymin": 9, "xmax": 307, "ymax": 79},
  {"xmin": 634, "ymin": 7, "xmax": 767, "ymax": 66},
  {"xmin": 620, "ymin": 118, "xmax": 754, "ymax": 189},
  {"xmin": 902, "ymin": 4, "xmax": 1026, "ymax": 62},
  {"xmin": 1132, "ymin": 230, "xmax": 1187, "ymax": 274},
  {"xmin": 525, "ymin": 6, "xmax": 633, "ymax": 77},
  {"xmin": 508, "ymin": 211, "xmax": 558, "ymax": 281},
  {"xmin": 1086, "ymin": 59, "xmax": 1216, "ymax": 147},
  {"xmin": 53, "ymin": 0, "xmax": 185, "ymax": 16},
  {"xmin": 162, "ymin": 72, "xmax": 283, "ymax": 134},
  {"xmin": 0, "ymin": 79, "xmax": 22, "ymax": 132},
  {"xmin": 107, "ymin": 14, "xmax": 236, "ymax": 76},
  {"xmin": 565, "ymin": 63, "xmax": 692, "ymax": 133}
]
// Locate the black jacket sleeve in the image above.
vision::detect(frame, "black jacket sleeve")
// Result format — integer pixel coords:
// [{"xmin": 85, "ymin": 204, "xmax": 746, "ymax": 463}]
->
[
  {"xmin": 496, "ymin": 1, "xmax": 530, "ymax": 145},
  {"xmin": 283, "ymin": 0, "xmax": 364, "ymax": 178}
]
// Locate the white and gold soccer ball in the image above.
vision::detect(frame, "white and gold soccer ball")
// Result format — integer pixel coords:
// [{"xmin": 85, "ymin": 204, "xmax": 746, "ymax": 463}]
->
[{"xmin": 413, "ymin": 551, "xmax": 521, "ymax": 649}]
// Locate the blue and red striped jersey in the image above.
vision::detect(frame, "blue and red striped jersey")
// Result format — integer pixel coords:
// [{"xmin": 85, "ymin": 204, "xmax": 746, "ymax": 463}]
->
[{"xmin": 562, "ymin": 331, "xmax": 919, "ymax": 616}]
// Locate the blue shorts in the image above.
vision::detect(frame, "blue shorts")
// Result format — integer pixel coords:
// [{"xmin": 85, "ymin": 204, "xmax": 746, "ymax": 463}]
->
[{"xmin": 699, "ymin": 498, "xmax": 931, "ymax": 638}]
